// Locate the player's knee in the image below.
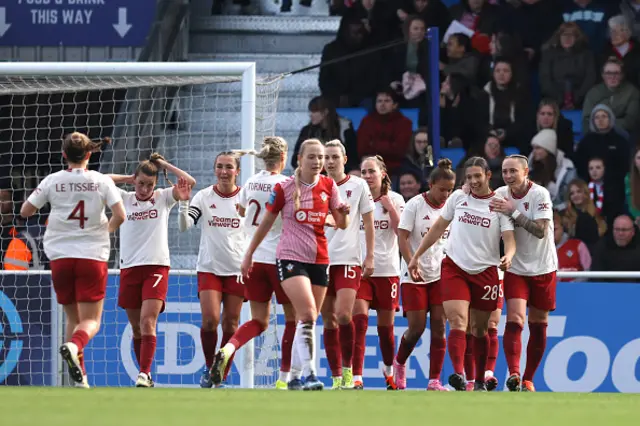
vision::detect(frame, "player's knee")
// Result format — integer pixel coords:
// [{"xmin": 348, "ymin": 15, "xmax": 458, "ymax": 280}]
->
[
  {"xmin": 506, "ymin": 311, "xmax": 526, "ymax": 327},
  {"xmin": 471, "ymin": 322, "xmax": 489, "ymax": 338},
  {"xmin": 201, "ymin": 316, "xmax": 218, "ymax": 331},
  {"xmin": 447, "ymin": 311, "xmax": 467, "ymax": 331},
  {"xmin": 297, "ymin": 306, "xmax": 317, "ymax": 323},
  {"xmin": 336, "ymin": 311, "xmax": 352, "ymax": 326},
  {"xmin": 430, "ymin": 319, "xmax": 446, "ymax": 339},
  {"xmin": 322, "ymin": 313, "xmax": 338, "ymax": 329},
  {"xmin": 131, "ymin": 325, "xmax": 142, "ymax": 339},
  {"xmin": 222, "ymin": 317, "xmax": 239, "ymax": 333},
  {"xmin": 528, "ymin": 308, "xmax": 549, "ymax": 323},
  {"xmin": 140, "ymin": 315, "xmax": 158, "ymax": 335},
  {"xmin": 488, "ymin": 319, "xmax": 500, "ymax": 330}
]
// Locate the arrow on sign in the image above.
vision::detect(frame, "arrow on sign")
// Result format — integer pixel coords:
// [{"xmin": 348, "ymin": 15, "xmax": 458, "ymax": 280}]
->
[
  {"xmin": 113, "ymin": 8, "xmax": 132, "ymax": 38},
  {"xmin": 0, "ymin": 7, "xmax": 11, "ymax": 38}
]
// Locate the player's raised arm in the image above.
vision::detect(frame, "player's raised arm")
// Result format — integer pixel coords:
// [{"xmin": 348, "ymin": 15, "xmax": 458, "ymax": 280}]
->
[
  {"xmin": 106, "ymin": 174, "xmax": 135, "ymax": 185},
  {"xmin": 178, "ymin": 191, "xmax": 201, "ymax": 232}
]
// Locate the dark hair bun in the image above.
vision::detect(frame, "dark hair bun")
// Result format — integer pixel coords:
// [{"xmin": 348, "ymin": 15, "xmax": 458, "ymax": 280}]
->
[{"xmin": 437, "ymin": 158, "xmax": 452, "ymax": 170}]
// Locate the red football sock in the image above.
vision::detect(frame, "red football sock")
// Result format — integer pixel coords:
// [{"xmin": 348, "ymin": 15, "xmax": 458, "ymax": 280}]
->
[
  {"xmin": 200, "ymin": 329, "xmax": 217, "ymax": 369},
  {"xmin": 523, "ymin": 322, "xmax": 547, "ymax": 382},
  {"xmin": 70, "ymin": 330, "xmax": 90, "ymax": 351},
  {"xmin": 464, "ymin": 333, "xmax": 475, "ymax": 380},
  {"xmin": 140, "ymin": 335, "xmax": 157, "ymax": 375},
  {"xmin": 339, "ymin": 321, "xmax": 355, "ymax": 368},
  {"xmin": 447, "ymin": 329, "xmax": 466, "ymax": 375},
  {"xmin": 133, "ymin": 338, "xmax": 142, "ymax": 366},
  {"xmin": 352, "ymin": 314, "xmax": 368, "ymax": 376},
  {"xmin": 221, "ymin": 331, "xmax": 236, "ymax": 380},
  {"xmin": 377, "ymin": 325, "xmax": 395, "ymax": 367},
  {"xmin": 473, "ymin": 334, "xmax": 489, "ymax": 384},
  {"xmin": 486, "ymin": 327, "xmax": 499, "ymax": 373},
  {"xmin": 78, "ymin": 351, "xmax": 86, "ymax": 375},
  {"xmin": 503, "ymin": 322, "xmax": 523, "ymax": 375},
  {"xmin": 323, "ymin": 327, "xmax": 342, "ymax": 377},
  {"xmin": 228, "ymin": 320, "xmax": 266, "ymax": 350},
  {"xmin": 429, "ymin": 337, "xmax": 447, "ymax": 380},
  {"xmin": 280, "ymin": 321, "xmax": 296, "ymax": 373},
  {"xmin": 396, "ymin": 334, "xmax": 418, "ymax": 365}
]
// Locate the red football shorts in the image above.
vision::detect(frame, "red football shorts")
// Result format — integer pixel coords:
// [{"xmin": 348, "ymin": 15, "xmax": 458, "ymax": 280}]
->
[
  {"xmin": 504, "ymin": 271, "xmax": 557, "ymax": 311},
  {"xmin": 118, "ymin": 265, "xmax": 170, "ymax": 312},
  {"xmin": 356, "ymin": 276, "xmax": 400, "ymax": 311},
  {"xmin": 440, "ymin": 257, "xmax": 500, "ymax": 312},
  {"xmin": 244, "ymin": 262, "xmax": 290, "ymax": 304},
  {"xmin": 401, "ymin": 280, "xmax": 443, "ymax": 314},
  {"xmin": 197, "ymin": 272, "xmax": 245, "ymax": 298},
  {"xmin": 327, "ymin": 265, "xmax": 362, "ymax": 297},
  {"xmin": 50, "ymin": 258, "xmax": 108, "ymax": 305}
]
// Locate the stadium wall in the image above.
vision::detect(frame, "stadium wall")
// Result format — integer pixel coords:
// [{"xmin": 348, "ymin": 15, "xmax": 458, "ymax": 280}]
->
[{"xmin": 1, "ymin": 273, "xmax": 639, "ymax": 393}]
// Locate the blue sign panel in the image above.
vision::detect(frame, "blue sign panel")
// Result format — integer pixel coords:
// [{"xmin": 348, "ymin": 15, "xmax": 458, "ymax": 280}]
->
[
  {"xmin": 0, "ymin": 1, "xmax": 156, "ymax": 47},
  {"xmin": 0, "ymin": 275, "xmax": 52, "ymax": 386}
]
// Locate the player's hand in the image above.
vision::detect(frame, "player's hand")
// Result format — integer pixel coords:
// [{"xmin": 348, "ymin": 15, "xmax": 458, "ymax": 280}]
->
[
  {"xmin": 175, "ymin": 177, "xmax": 192, "ymax": 201},
  {"xmin": 379, "ymin": 195, "xmax": 394, "ymax": 210},
  {"xmin": 461, "ymin": 183, "xmax": 470, "ymax": 195},
  {"xmin": 490, "ymin": 197, "xmax": 516, "ymax": 216},
  {"xmin": 325, "ymin": 214, "xmax": 337, "ymax": 229},
  {"xmin": 499, "ymin": 255, "xmax": 512, "ymax": 271},
  {"xmin": 362, "ymin": 254, "xmax": 374, "ymax": 279},
  {"xmin": 241, "ymin": 254, "xmax": 253, "ymax": 279},
  {"xmin": 337, "ymin": 203, "xmax": 350, "ymax": 215},
  {"xmin": 408, "ymin": 257, "xmax": 423, "ymax": 282}
]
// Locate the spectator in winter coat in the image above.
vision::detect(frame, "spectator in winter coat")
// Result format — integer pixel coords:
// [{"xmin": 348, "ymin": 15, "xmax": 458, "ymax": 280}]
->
[
  {"xmin": 396, "ymin": 0, "xmax": 451, "ymax": 40},
  {"xmin": 442, "ymin": 33, "xmax": 480, "ymax": 83},
  {"xmin": 562, "ymin": 178, "xmax": 608, "ymax": 246},
  {"xmin": 398, "ymin": 127, "xmax": 433, "ymax": 185},
  {"xmin": 539, "ymin": 22, "xmax": 596, "ymax": 110},
  {"xmin": 319, "ymin": 16, "xmax": 381, "ymax": 108},
  {"xmin": 601, "ymin": 15, "xmax": 640, "ymax": 89},
  {"xmin": 357, "ymin": 89, "xmax": 413, "ymax": 176},
  {"xmin": 477, "ymin": 31, "xmax": 530, "ymax": 89},
  {"xmin": 449, "ymin": 0, "xmax": 500, "ymax": 36},
  {"xmin": 292, "ymin": 96, "xmax": 359, "ymax": 172},
  {"xmin": 343, "ymin": 0, "xmax": 399, "ymax": 46},
  {"xmin": 582, "ymin": 57, "xmax": 640, "ymax": 133},
  {"xmin": 477, "ymin": 58, "xmax": 532, "ymax": 153},
  {"xmin": 591, "ymin": 214, "xmax": 640, "ymax": 278},
  {"xmin": 562, "ymin": 0, "xmax": 616, "ymax": 53},
  {"xmin": 532, "ymin": 99, "xmax": 576, "ymax": 160},
  {"xmin": 619, "ymin": 0, "xmax": 640, "ymax": 40},
  {"xmin": 439, "ymin": 72, "xmax": 485, "ymax": 151},
  {"xmin": 554, "ymin": 210, "xmax": 592, "ymax": 281},
  {"xmin": 574, "ymin": 104, "xmax": 629, "ymax": 223},
  {"xmin": 528, "ymin": 129, "xmax": 577, "ymax": 210}
]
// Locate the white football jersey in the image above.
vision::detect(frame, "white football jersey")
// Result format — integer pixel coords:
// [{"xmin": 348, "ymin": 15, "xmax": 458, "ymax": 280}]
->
[
  {"xmin": 238, "ymin": 171, "xmax": 288, "ymax": 265},
  {"xmin": 327, "ymin": 175, "xmax": 375, "ymax": 266},
  {"xmin": 441, "ymin": 189, "xmax": 514, "ymax": 274},
  {"xmin": 495, "ymin": 182, "xmax": 557, "ymax": 276},
  {"xmin": 187, "ymin": 186, "xmax": 247, "ymax": 275},
  {"xmin": 360, "ymin": 190, "xmax": 405, "ymax": 277},
  {"xmin": 399, "ymin": 193, "xmax": 450, "ymax": 285},
  {"xmin": 118, "ymin": 187, "xmax": 177, "ymax": 268},
  {"xmin": 26, "ymin": 168, "xmax": 122, "ymax": 262}
]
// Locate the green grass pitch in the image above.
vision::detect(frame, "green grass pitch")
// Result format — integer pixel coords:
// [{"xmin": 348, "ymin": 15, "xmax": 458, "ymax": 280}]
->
[{"xmin": 1, "ymin": 388, "xmax": 639, "ymax": 426}]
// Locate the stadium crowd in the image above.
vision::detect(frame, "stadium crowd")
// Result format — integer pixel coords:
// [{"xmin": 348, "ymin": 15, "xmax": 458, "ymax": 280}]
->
[{"xmin": 296, "ymin": 0, "xmax": 640, "ymax": 274}]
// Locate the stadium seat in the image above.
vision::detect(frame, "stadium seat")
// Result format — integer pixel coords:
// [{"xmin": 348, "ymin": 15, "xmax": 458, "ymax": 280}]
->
[
  {"xmin": 440, "ymin": 0, "xmax": 460, "ymax": 6},
  {"xmin": 337, "ymin": 108, "xmax": 420, "ymax": 131},
  {"xmin": 561, "ymin": 109, "xmax": 583, "ymax": 136}
]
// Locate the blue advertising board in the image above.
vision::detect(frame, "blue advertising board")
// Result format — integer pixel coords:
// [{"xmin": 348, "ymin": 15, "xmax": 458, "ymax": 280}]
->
[
  {"xmin": 0, "ymin": 274, "xmax": 53, "ymax": 386},
  {"xmin": 2, "ymin": 275, "xmax": 640, "ymax": 392},
  {"xmin": 0, "ymin": 1, "xmax": 156, "ymax": 47}
]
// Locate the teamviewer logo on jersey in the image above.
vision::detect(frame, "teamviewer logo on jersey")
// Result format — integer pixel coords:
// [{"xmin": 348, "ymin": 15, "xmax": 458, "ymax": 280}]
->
[
  {"xmin": 296, "ymin": 211, "xmax": 307, "ymax": 222},
  {"xmin": 0, "ymin": 292, "xmax": 24, "ymax": 384}
]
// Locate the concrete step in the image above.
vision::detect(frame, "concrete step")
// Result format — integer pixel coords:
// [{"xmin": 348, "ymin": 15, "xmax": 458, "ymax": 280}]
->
[
  {"xmin": 188, "ymin": 53, "xmax": 322, "ymax": 75},
  {"xmin": 189, "ymin": 15, "xmax": 339, "ymax": 34},
  {"xmin": 189, "ymin": 32, "xmax": 333, "ymax": 54}
]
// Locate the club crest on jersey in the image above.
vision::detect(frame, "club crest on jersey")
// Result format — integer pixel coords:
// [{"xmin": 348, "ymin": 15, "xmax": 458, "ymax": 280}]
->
[
  {"xmin": 523, "ymin": 202, "xmax": 529, "ymax": 211},
  {"xmin": 346, "ymin": 190, "xmax": 352, "ymax": 199},
  {"xmin": 150, "ymin": 198, "xmax": 155, "ymax": 206},
  {"xmin": 320, "ymin": 192, "xmax": 328, "ymax": 203}
]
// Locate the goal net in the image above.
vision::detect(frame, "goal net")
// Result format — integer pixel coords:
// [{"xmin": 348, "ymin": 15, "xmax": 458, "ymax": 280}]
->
[{"xmin": 0, "ymin": 62, "xmax": 284, "ymax": 389}]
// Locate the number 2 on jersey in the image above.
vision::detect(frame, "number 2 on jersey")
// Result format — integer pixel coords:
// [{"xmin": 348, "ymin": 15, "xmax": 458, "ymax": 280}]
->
[
  {"xmin": 67, "ymin": 200, "xmax": 88, "ymax": 229},
  {"xmin": 248, "ymin": 199, "xmax": 263, "ymax": 226}
]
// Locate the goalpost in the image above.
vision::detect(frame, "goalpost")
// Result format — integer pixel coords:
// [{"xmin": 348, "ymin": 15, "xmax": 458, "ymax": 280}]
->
[{"xmin": 0, "ymin": 62, "xmax": 284, "ymax": 389}]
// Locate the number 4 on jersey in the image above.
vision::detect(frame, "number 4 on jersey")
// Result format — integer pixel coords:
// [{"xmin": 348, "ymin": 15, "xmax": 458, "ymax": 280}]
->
[{"xmin": 68, "ymin": 200, "xmax": 88, "ymax": 229}]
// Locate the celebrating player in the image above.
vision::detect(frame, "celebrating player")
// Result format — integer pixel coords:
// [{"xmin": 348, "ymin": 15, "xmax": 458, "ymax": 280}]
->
[
  {"xmin": 352, "ymin": 155, "xmax": 405, "ymax": 390},
  {"xmin": 491, "ymin": 155, "xmax": 557, "ymax": 392},
  {"xmin": 395, "ymin": 159, "xmax": 456, "ymax": 391},
  {"xmin": 408, "ymin": 156, "xmax": 516, "ymax": 391},
  {"xmin": 241, "ymin": 138, "xmax": 350, "ymax": 391},
  {"xmin": 20, "ymin": 132, "xmax": 126, "ymax": 388},
  {"xmin": 179, "ymin": 151, "xmax": 248, "ymax": 388},
  {"xmin": 107, "ymin": 153, "xmax": 195, "ymax": 387},
  {"xmin": 210, "ymin": 137, "xmax": 297, "ymax": 390},
  {"xmin": 321, "ymin": 140, "xmax": 375, "ymax": 390}
]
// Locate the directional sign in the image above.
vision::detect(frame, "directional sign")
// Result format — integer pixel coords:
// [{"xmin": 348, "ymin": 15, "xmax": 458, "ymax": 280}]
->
[{"xmin": 0, "ymin": 0, "xmax": 156, "ymax": 47}]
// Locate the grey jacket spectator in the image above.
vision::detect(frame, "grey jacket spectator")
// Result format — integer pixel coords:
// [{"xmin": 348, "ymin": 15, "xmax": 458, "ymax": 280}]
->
[
  {"xmin": 600, "ymin": 15, "xmax": 640, "ymax": 89},
  {"xmin": 539, "ymin": 22, "xmax": 596, "ymax": 109},
  {"xmin": 443, "ymin": 34, "xmax": 480, "ymax": 82},
  {"xmin": 581, "ymin": 58, "xmax": 640, "ymax": 133},
  {"xmin": 591, "ymin": 215, "xmax": 640, "ymax": 278}
]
